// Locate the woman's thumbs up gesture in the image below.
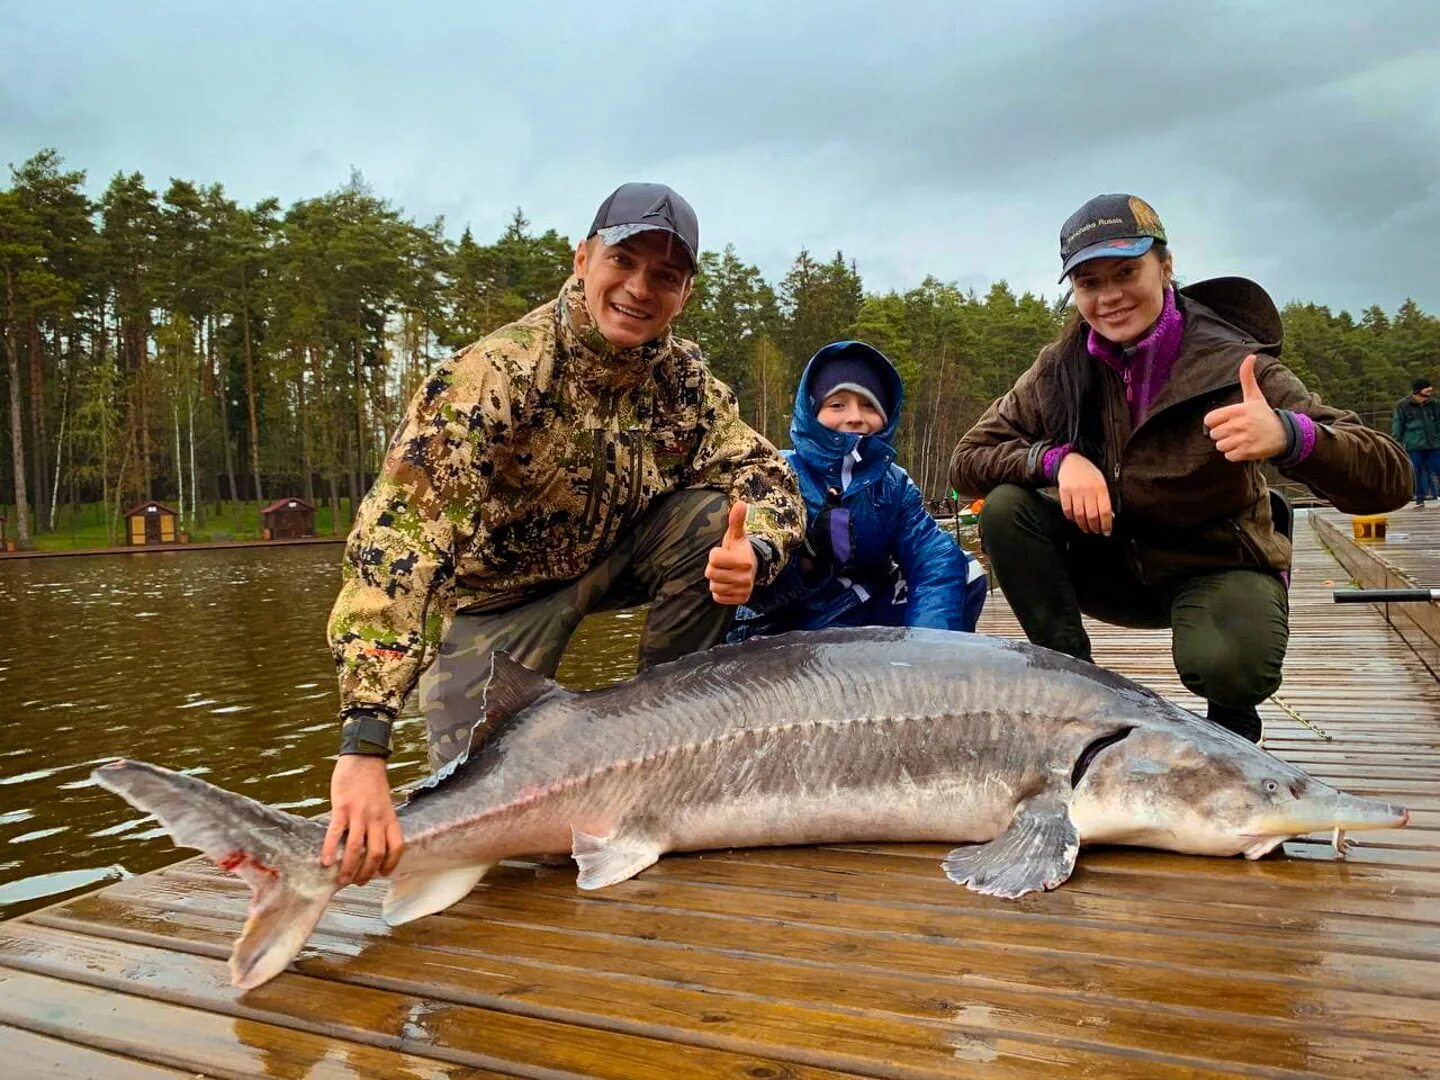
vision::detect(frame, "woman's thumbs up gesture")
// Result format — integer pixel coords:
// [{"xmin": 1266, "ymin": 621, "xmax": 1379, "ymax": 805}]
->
[{"xmin": 1202, "ymin": 355, "xmax": 1287, "ymax": 462}]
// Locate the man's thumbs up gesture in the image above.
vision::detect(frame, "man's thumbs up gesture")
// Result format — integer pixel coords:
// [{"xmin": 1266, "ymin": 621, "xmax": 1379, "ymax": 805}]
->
[
  {"xmin": 706, "ymin": 501, "xmax": 758, "ymax": 606},
  {"xmin": 1202, "ymin": 355, "xmax": 1287, "ymax": 462}
]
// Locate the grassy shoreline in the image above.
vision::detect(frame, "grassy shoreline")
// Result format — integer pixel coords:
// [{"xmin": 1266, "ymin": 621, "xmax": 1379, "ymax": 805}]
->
[{"xmin": 0, "ymin": 500, "xmax": 356, "ymax": 552}]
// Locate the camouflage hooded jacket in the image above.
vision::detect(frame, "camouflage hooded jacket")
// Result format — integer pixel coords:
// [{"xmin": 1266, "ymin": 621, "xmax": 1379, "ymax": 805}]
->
[{"xmin": 328, "ymin": 278, "xmax": 805, "ymax": 722}]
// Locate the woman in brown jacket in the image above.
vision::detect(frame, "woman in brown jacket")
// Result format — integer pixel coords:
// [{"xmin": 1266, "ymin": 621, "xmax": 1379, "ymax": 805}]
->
[{"xmin": 950, "ymin": 193, "xmax": 1410, "ymax": 741}]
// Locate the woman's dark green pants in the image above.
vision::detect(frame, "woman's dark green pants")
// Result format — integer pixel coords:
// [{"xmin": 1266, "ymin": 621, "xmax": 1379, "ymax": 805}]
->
[{"xmin": 979, "ymin": 484, "xmax": 1287, "ymax": 741}]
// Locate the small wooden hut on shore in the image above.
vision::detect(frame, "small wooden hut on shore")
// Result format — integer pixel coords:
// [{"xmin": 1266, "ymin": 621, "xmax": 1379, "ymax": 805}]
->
[
  {"xmin": 261, "ymin": 497, "xmax": 316, "ymax": 540},
  {"xmin": 124, "ymin": 501, "xmax": 179, "ymax": 546}
]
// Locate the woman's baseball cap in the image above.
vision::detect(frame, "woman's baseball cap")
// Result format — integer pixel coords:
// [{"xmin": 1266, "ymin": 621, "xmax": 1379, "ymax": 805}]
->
[{"xmin": 1058, "ymin": 193, "xmax": 1167, "ymax": 282}]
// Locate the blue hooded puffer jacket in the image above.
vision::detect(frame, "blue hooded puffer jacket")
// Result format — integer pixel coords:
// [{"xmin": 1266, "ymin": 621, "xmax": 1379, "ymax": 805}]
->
[{"xmin": 732, "ymin": 341, "xmax": 984, "ymax": 638}]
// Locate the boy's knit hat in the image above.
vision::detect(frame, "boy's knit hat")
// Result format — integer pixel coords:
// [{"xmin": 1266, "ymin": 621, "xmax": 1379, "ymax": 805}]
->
[
  {"xmin": 1413, "ymin": 377, "xmax": 1432, "ymax": 393},
  {"xmin": 809, "ymin": 345, "xmax": 893, "ymax": 423}
]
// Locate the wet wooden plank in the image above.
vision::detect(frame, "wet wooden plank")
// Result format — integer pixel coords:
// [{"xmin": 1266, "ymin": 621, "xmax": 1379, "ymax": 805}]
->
[
  {"xmin": 0, "ymin": 1025, "xmax": 196, "ymax": 1080},
  {"xmin": 1309, "ymin": 508, "xmax": 1440, "ymax": 679},
  {"xmin": 1314, "ymin": 505, "xmax": 1440, "ymax": 590},
  {"xmin": 0, "ymin": 966, "xmax": 497, "ymax": 1079},
  {"xmin": 54, "ymin": 868, "xmax": 1440, "ymax": 1021},
  {"xmin": 43, "ymin": 876, "xmax": 1440, "ymax": 1051},
  {"xmin": 0, "ymin": 920, "xmax": 1229, "ymax": 1080},
  {"xmin": 25, "ymin": 887, "xmax": 1437, "ymax": 1080},
  {"xmin": 1, "ymin": 520, "xmax": 1436, "ymax": 1078},
  {"xmin": 144, "ymin": 860, "xmax": 1440, "ymax": 991},
  {"xmin": 46, "ymin": 861, "xmax": 1440, "ymax": 1076}
]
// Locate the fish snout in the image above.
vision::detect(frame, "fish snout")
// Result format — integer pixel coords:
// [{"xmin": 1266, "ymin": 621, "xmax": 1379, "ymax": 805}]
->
[
  {"xmin": 1328, "ymin": 793, "xmax": 1410, "ymax": 832},
  {"xmin": 1260, "ymin": 790, "xmax": 1409, "ymax": 836}
]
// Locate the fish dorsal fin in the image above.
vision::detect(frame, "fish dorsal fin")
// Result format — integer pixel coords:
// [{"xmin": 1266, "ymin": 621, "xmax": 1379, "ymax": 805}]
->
[
  {"xmin": 407, "ymin": 652, "xmax": 564, "ymax": 800},
  {"xmin": 478, "ymin": 652, "xmax": 558, "ymax": 731}
]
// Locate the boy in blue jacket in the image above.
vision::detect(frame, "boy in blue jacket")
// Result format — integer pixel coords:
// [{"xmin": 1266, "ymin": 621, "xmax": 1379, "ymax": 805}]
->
[{"xmin": 731, "ymin": 340, "xmax": 986, "ymax": 639}]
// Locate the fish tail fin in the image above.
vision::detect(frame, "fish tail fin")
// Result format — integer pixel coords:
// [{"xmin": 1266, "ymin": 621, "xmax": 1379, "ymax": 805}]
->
[
  {"xmin": 229, "ymin": 875, "xmax": 337, "ymax": 989},
  {"xmin": 91, "ymin": 759, "xmax": 336, "ymax": 989}
]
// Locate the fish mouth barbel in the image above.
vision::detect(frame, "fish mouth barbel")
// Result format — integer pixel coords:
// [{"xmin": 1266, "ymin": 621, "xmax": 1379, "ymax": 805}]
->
[{"xmin": 92, "ymin": 627, "xmax": 1408, "ymax": 990}]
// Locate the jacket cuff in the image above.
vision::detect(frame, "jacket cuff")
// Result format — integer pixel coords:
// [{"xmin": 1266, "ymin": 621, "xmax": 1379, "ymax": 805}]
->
[
  {"xmin": 1271, "ymin": 411, "xmax": 1317, "ymax": 470},
  {"xmin": 338, "ymin": 707, "xmax": 395, "ymax": 758},
  {"xmin": 1041, "ymin": 443, "xmax": 1073, "ymax": 482},
  {"xmin": 748, "ymin": 536, "xmax": 779, "ymax": 585}
]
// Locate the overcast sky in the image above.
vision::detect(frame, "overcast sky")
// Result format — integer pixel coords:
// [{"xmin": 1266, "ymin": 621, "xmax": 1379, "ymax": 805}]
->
[{"xmin": 4, "ymin": 0, "xmax": 1437, "ymax": 314}]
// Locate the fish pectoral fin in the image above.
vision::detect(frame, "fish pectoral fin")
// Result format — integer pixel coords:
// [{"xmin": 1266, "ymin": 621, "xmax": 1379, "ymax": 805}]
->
[
  {"xmin": 382, "ymin": 864, "xmax": 491, "ymax": 926},
  {"xmin": 942, "ymin": 797, "xmax": 1080, "ymax": 899},
  {"xmin": 571, "ymin": 827, "xmax": 662, "ymax": 890}
]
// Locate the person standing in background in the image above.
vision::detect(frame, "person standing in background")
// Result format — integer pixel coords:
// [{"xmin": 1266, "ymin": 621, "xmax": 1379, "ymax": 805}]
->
[{"xmin": 1391, "ymin": 377, "xmax": 1440, "ymax": 507}]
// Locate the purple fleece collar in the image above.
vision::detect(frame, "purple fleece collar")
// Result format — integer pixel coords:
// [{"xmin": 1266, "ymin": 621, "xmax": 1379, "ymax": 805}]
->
[{"xmin": 1087, "ymin": 287, "xmax": 1184, "ymax": 425}]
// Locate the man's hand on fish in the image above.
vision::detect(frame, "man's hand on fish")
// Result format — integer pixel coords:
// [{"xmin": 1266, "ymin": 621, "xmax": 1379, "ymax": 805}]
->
[
  {"xmin": 706, "ymin": 500, "xmax": 757, "ymax": 605},
  {"xmin": 1057, "ymin": 452, "xmax": 1113, "ymax": 536},
  {"xmin": 1203, "ymin": 354, "xmax": 1287, "ymax": 462},
  {"xmin": 324, "ymin": 754, "xmax": 404, "ymax": 885}
]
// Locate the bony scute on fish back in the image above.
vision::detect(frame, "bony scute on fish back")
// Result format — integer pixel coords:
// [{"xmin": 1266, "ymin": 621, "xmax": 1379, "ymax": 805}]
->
[{"xmin": 87, "ymin": 627, "xmax": 1411, "ymax": 991}]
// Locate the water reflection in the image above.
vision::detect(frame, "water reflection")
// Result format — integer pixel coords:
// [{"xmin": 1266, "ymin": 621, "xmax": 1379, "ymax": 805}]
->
[{"xmin": 0, "ymin": 546, "xmax": 642, "ymax": 916}]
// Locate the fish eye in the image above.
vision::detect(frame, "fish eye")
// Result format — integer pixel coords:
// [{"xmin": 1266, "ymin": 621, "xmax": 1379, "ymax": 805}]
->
[{"xmin": 1262, "ymin": 779, "xmax": 1280, "ymax": 794}]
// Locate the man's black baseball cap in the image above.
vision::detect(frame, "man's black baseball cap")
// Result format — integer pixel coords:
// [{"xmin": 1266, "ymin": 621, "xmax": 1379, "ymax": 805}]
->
[
  {"xmin": 588, "ymin": 182, "xmax": 699, "ymax": 270},
  {"xmin": 1058, "ymin": 193, "xmax": 1168, "ymax": 282}
]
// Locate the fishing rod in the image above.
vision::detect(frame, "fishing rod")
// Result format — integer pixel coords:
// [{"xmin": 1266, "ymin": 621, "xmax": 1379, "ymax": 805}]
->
[{"xmin": 1333, "ymin": 588, "xmax": 1440, "ymax": 604}]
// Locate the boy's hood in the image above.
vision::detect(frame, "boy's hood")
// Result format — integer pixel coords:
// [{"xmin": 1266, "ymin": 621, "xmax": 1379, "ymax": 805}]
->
[{"xmin": 790, "ymin": 341, "xmax": 905, "ymax": 469}]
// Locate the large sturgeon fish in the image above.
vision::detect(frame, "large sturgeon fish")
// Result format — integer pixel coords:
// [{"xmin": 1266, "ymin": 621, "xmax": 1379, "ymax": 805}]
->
[{"xmin": 93, "ymin": 627, "xmax": 1407, "ymax": 989}]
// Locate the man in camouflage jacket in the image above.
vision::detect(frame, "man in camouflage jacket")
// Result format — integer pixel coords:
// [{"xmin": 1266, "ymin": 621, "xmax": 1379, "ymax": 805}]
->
[{"xmin": 322, "ymin": 184, "xmax": 805, "ymax": 885}]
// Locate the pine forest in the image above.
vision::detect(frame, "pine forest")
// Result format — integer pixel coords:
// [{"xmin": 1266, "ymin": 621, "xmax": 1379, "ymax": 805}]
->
[{"xmin": 3, "ymin": 149, "xmax": 1438, "ymax": 549}]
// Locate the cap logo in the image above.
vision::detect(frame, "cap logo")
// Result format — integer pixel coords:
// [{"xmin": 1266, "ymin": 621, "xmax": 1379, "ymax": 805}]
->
[
  {"xmin": 642, "ymin": 194, "xmax": 676, "ymax": 224},
  {"xmin": 1063, "ymin": 217, "xmax": 1123, "ymax": 246},
  {"xmin": 1128, "ymin": 196, "xmax": 1164, "ymax": 238}
]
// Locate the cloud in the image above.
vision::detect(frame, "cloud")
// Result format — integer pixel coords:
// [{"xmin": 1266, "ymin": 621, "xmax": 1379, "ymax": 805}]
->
[{"xmin": 2, "ymin": 0, "xmax": 1435, "ymax": 313}]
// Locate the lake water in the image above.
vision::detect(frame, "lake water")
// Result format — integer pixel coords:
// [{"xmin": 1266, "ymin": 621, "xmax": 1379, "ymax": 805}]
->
[{"xmin": 0, "ymin": 545, "xmax": 644, "ymax": 917}]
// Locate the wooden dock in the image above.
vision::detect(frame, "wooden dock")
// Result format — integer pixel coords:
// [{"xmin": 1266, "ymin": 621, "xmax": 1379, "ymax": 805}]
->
[
  {"xmin": 1312, "ymin": 505, "xmax": 1440, "ymax": 678},
  {"xmin": 2, "ymin": 514, "xmax": 1437, "ymax": 1078}
]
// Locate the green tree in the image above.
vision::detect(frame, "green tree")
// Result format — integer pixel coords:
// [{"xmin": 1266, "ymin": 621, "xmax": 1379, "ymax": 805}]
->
[
  {"xmin": 1, "ymin": 144, "xmax": 1435, "ymax": 542},
  {"xmin": 675, "ymin": 244, "xmax": 778, "ymax": 414},
  {"xmin": 99, "ymin": 171, "xmax": 162, "ymax": 507},
  {"xmin": 781, "ymin": 248, "xmax": 863, "ymax": 372},
  {"xmin": 216, "ymin": 196, "xmax": 279, "ymax": 506},
  {"xmin": 9, "ymin": 149, "xmax": 94, "ymax": 532},
  {"xmin": 0, "ymin": 191, "xmax": 46, "ymax": 546},
  {"xmin": 444, "ymin": 209, "xmax": 570, "ymax": 348},
  {"xmin": 901, "ymin": 277, "xmax": 977, "ymax": 494}
]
